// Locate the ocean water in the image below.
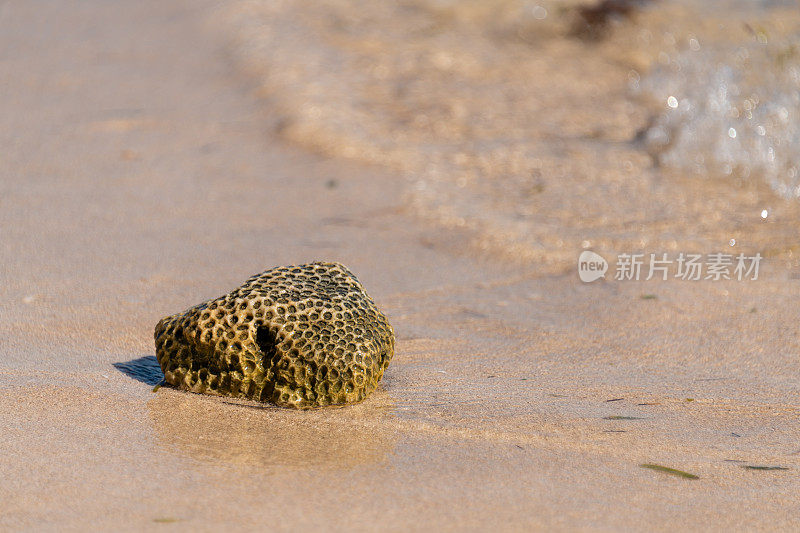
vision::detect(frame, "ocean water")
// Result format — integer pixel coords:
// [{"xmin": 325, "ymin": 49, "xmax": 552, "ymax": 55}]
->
[
  {"xmin": 224, "ymin": 0, "xmax": 800, "ymax": 267},
  {"xmin": 636, "ymin": 1, "xmax": 800, "ymax": 199}
]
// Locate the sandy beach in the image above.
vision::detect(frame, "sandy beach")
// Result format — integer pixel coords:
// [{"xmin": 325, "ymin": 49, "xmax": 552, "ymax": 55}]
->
[{"xmin": 1, "ymin": 0, "xmax": 800, "ymax": 531}]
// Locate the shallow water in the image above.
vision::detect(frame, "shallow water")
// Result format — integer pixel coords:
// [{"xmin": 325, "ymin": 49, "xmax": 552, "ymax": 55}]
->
[
  {"xmin": 226, "ymin": 0, "xmax": 800, "ymax": 267},
  {"xmin": 634, "ymin": 0, "xmax": 800, "ymax": 198}
]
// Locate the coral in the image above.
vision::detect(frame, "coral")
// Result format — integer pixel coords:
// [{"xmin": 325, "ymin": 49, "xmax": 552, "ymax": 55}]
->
[{"xmin": 154, "ymin": 262, "xmax": 394, "ymax": 409}]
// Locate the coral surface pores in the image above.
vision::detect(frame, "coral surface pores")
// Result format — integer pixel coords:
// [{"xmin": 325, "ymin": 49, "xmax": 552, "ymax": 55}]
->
[{"xmin": 154, "ymin": 262, "xmax": 394, "ymax": 409}]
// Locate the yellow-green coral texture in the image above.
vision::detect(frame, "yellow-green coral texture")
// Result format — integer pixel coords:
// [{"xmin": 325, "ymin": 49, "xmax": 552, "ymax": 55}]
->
[{"xmin": 154, "ymin": 262, "xmax": 394, "ymax": 409}]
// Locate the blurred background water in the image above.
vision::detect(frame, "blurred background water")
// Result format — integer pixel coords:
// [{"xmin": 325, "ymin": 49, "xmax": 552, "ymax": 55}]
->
[
  {"xmin": 638, "ymin": 0, "xmax": 800, "ymax": 199},
  {"xmin": 224, "ymin": 0, "xmax": 800, "ymax": 269}
]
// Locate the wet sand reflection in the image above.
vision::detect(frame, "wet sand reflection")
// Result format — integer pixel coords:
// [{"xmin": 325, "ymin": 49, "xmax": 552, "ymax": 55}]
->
[{"xmin": 148, "ymin": 387, "xmax": 398, "ymax": 470}]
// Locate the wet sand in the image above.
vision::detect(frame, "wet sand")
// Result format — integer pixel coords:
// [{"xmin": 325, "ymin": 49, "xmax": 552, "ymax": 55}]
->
[{"xmin": 1, "ymin": 1, "xmax": 800, "ymax": 531}]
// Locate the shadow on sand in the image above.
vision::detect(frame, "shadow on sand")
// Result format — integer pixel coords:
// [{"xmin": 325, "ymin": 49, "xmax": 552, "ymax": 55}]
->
[{"xmin": 113, "ymin": 356, "xmax": 164, "ymax": 386}]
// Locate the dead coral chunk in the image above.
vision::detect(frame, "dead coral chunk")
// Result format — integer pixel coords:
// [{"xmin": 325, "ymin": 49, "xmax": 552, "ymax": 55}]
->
[{"xmin": 154, "ymin": 262, "xmax": 394, "ymax": 409}]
